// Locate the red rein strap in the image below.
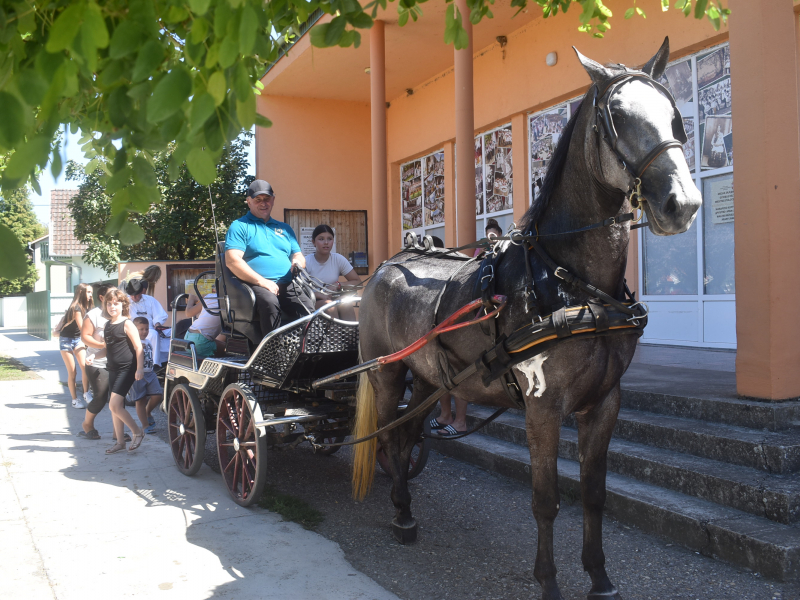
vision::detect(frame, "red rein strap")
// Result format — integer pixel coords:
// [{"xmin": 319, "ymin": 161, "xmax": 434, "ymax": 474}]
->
[{"xmin": 377, "ymin": 295, "xmax": 507, "ymax": 366}]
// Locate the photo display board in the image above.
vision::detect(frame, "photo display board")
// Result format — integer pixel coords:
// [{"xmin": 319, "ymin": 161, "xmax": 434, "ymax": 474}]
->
[
  {"xmin": 475, "ymin": 125, "xmax": 513, "ymax": 216},
  {"xmin": 401, "ymin": 149, "xmax": 445, "ymax": 232},
  {"xmin": 529, "ymin": 107, "xmax": 570, "ymax": 202}
]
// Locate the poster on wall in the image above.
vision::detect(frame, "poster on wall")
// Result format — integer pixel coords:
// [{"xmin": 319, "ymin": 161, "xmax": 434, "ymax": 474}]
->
[
  {"xmin": 708, "ymin": 176, "xmax": 734, "ymax": 225},
  {"xmin": 475, "ymin": 125, "xmax": 513, "ymax": 214},
  {"xmin": 529, "ymin": 107, "xmax": 568, "ymax": 200},
  {"xmin": 400, "ymin": 150, "xmax": 446, "ymax": 235},
  {"xmin": 401, "ymin": 160, "xmax": 422, "ymax": 230},
  {"xmin": 300, "ymin": 227, "xmax": 336, "ymax": 256},
  {"xmin": 659, "ymin": 60, "xmax": 694, "ymax": 108},
  {"xmin": 683, "ymin": 118, "xmax": 695, "ymax": 172},
  {"xmin": 701, "ymin": 115, "xmax": 732, "ymax": 170},
  {"xmin": 697, "ymin": 45, "xmax": 732, "ymax": 171},
  {"xmin": 424, "ymin": 152, "xmax": 445, "ymax": 226}
]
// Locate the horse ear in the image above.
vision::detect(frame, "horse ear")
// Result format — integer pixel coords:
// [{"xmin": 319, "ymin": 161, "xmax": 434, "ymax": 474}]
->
[
  {"xmin": 573, "ymin": 46, "xmax": 612, "ymax": 86},
  {"xmin": 642, "ymin": 37, "xmax": 670, "ymax": 80}
]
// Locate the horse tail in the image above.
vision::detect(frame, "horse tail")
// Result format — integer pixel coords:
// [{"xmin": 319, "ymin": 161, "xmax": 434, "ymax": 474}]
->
[{"xmin": 351, "ymin": 372, "xmax": 377, "ymax": 501}]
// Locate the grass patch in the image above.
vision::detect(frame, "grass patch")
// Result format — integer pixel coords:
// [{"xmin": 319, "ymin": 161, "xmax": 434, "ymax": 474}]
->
[
  {"xmin": 258, "ymin": 485, "xmax": 324, "ymax": 530},
  {"xmin": 0, "ymin": 355, "xmax": 40, "ymax": 381}
]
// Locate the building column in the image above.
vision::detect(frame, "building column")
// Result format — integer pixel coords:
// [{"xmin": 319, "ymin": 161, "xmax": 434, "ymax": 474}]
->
[
  {"xmin": 443, "ymin": 141, "xmax": 457, "ymax": 247},
  {"xmin": 510, "ymin": 113, "xmax": 528, "ymax": 227},
  {"xmin": 454, "ymin": 0, "xmax": 475, "ymax": 249},
  {"xmin": 370, "ymin": 20, "xmax": 389, "ymax": 268},
  {"xmin": 730, "ymin": 0, "xmax": 800, "ymax": 400}
]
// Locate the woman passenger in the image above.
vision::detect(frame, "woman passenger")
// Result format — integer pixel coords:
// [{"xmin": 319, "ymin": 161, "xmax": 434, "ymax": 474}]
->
[
  {"xmin": 58, "ymin": 283, "xmax": 93, "ymax": 408},
  {"xmin": 304, "ymin": 225, "xmax": 361, "ymax": 321}
]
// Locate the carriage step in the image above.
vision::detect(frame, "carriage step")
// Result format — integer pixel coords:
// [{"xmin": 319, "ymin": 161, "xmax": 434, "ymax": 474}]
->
[
  {"xmin": 620, "ymin": 362, "xmax": 800, "ymax": 431},
  {"xmin": 463, "ymin": 406, "xmax": 800, "ymax": 524},
  {"xmin": 430, "ymin": 432, "xmax": 800, "ymax": 581},
  {"xmin": 255, "ymin": 405, "xmax": 349, "ymax": 428}
]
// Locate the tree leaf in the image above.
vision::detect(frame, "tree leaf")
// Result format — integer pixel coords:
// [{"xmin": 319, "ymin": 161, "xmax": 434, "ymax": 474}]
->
[
  {"xmin": 146, "ymin": 67, "xmax": 192, "ymax": 123},
  {"xmin": 108, "ymin": 86, "xmax": 132, "ymax": 128},
  {"xmin": 132, "ymin": 156, "xmax": 157, "ymax": 187},
  {"xmin": 189, "ymin": 0, "xmax": 212, "ymax": 16},
  {"xmin": 83, "ymin": 3, "xmax": 109, "ymax": 49},
  {"xmin": 0, "ymin": 92, "xmax": 25, "ymax": 147},
  {"xmin": 207, "ymin": 71, "xmax": 226, "ymax": 106},
  {"xmin": 190, "ymin": 92, "xmax": 217, "ymax": 130},
  {"xmin": 5, "ymin": 136, "xmax": 50, "ymax": 180},
  {"xmin": 310, "ymin": 22, "xmax": 330, "ymax": 47},
  {"xmin": 190, "ymin": 17, "xmax": 209, "ymax": 44},
  {"xmin": 132, "ymin": 39, "xmax": 165, "ymax": 83},
  {"xmin": 119, "ymin": 220, "xmax": 145, "ymax": 245},
  {"xmin": 348, "ymin": 12, "xmax": 374, "ymax": 28},
  {"xmin": 45, "ymin": 4, "xmax": 85, "ymax": 53},
  {"xmin": 325, "ymin": 16, "xmax": 346, "ymax": 47},
  {"xmin": 106, "ymin": 166, "xmax": 131, "ymax": 195},
  {"xmin": 128, "ymin": 186, "xmax": 157, "ymax": 212},
  {"xmin": 218, "ymin": 36, "xmax": 238, "ymax": 68},
  {"xmin": 16, "ymin": 70, "xmax": 49, "ymax": 107},
  {"xmin": 624, "ymin": 7, "xmax": 634, "ymax": 18},
  {"xmin": 239, "ymin": 4, "xmax": 258, "ymax": 56},
  {"xmin": 234, "ymin": 62, "xmax": 250, "ymax": 100},
  {"xmin": 109, "ymin": 21, "xmax": 143, "ymax": 59},
  {"xmin": 50, "ymin": 146, "xmax": 63, "ymax": 179},
  {"xmin": 187, "ymin": 147, "xmax": 217, "ymax": 185},
  {"xmin": 236, "ymin": 92, "xmax": 256, "ymax": 129},
  {"xmin": 255, "ymin": 113, "xmax": 272, "ymax": 128},
  {"xmin": 0, "ymin": 224, "xmax": 28, "ymax": 280}
]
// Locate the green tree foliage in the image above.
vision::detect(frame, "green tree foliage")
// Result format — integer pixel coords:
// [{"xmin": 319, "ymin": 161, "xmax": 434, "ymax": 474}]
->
[
  {"xmin": 0, "ymin": 0, "xmax": 729, "ymax": 274},
  {"xmin": 0, "ymin": 188, "xmax": 47, "ymax": 296},
  {"xmin": 67, "ymin": 133, "xmax": 254, "ymax": 274}
]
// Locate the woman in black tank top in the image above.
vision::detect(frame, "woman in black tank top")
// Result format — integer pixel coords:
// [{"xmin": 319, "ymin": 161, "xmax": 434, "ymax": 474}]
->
[{"xmin": 102, "ymin": 289, "xmax": 146, "ymax": 454}]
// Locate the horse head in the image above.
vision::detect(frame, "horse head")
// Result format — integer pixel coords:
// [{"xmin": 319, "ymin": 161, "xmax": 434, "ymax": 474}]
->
[{"xmin": 574, "ymin": 37, "xmax": 702, "ymax": 235}]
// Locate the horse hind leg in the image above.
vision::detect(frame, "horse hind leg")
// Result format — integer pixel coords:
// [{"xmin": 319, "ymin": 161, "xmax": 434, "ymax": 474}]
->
[
  {"xmin": 525, "ymin": 401, "xmax": 565, "ymax": 600},
  {"xmin": 372, "ymin": 365, "xmax": 425, "ymax": 544},
  {"xmin": 577, "ymin": 383, "xmax": 622, "ymax": 600}
]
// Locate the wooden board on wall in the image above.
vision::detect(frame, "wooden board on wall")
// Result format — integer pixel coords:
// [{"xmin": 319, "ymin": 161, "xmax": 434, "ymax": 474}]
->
[
  {"xmin": 284, "ymin": 209, "xmax": 369, "ymax": 274},
  {"xmin": 165, "ymin": 264, "xmax": 215, "ymax": 307}
]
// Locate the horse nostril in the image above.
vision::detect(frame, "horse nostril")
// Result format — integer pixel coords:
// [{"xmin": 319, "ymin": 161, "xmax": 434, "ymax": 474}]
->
[{"xmin": 662, "ymin": 194, "xmax": 678, "ymax": 216}]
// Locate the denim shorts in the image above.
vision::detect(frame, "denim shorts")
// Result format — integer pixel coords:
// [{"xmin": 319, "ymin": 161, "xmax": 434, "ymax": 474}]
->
[
  {"xmin": 59, "ymin": 336, "xmax": 83, "ymax": 352},
  {"xmin": 127, "ymin": 371, "xmax": 163, "ymax": 402}
]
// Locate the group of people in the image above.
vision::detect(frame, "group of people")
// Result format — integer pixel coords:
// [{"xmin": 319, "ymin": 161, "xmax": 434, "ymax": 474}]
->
[{"xmin": 58, "ymin": 270, "xmax": 167, "ymax": 455}]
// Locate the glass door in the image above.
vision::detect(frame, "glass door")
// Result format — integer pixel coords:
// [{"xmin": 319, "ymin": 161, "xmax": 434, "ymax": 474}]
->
[{"xmin": 639, "ymin": 43, "xmax": 736, "ymax": 348}]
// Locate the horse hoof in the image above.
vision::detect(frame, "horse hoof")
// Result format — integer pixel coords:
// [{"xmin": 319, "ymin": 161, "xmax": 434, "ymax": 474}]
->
[
  {"xmin": 587, "ymin": 589, "xmax": 621, "ymax": 600},
  {"xmin": 391, "ymin": 518, "xmax": 418, "ymax": 544}
]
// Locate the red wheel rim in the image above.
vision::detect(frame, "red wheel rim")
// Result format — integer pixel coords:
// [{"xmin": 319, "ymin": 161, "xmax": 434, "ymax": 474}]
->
[
  {"xmin": 217, "ymin": 388, "xmax": 258, "ymax": 502},
  {"xmin": 169, "ymin": 388, "xmax": 197, "ymax": 471}
]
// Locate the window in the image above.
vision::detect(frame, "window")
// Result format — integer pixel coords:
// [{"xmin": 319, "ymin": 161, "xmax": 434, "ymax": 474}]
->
[
  {"xmin": 400, "ymin": 150, "xmax": 445, "ymax": 244},
  {"xmin": 476, "ymin": 124, "xmax": 513, "ymax": 239},
  {"xmin": 39, "ymin": 240, "xmax": 49, "ymax": 262},
  {"xmin": 643, "ymin": 42, "xmax": 734, "ymax": 297}
]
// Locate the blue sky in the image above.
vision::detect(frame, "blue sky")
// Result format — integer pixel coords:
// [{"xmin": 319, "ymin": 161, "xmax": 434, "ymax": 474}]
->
[{"xmin": 31, "ymin": 128, "xmax": 257, "ymax": 227}]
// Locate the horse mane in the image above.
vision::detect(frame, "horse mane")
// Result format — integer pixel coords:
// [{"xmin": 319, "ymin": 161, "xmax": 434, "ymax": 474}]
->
[{"xmin": 519, "ymin": 96, "xmax": 586, "ymax": 233}]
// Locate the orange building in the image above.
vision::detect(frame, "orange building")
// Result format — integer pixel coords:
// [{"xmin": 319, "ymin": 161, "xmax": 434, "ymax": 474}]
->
[{"xmin": 257, "ymin": 0, "xmax": 800, "ymax": 401}]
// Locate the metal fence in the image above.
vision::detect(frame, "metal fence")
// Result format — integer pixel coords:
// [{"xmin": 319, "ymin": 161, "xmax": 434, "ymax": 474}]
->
[{"xmin": 26, "ymin": 290, "xmax": 51, "ymax": 340}]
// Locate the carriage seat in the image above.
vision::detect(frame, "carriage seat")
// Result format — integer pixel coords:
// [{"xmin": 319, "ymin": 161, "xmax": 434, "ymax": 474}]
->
[{"xmin": 215, "ymin": 242, "xmax": 263, "ymax": 347}]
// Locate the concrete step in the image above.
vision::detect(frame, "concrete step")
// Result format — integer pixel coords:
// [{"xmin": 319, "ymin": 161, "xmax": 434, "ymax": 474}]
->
[
  {"xmin": 620, "ymin": 363, "xmax": 800, "ymax": 431},
  {"xmin": 464, "ymin": 407, "xmax": 800, "ymax": 524},
  {"xmin": 430, "ymin": 433, "xmax": 800, "ymax": 581}
]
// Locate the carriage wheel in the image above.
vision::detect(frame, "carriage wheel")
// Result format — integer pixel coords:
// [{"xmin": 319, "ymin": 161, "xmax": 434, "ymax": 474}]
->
[
  {"xmin": 216, "ymin": 383, "xmax": 267, "ymax": 507},
  {"xmin": 376, "ymin": 418, "xmax": 431, "ymax": 480},
  {"xmin": 313, "ymin": 418, "xmax": 346, "ymax": 456},
  {"xmin": 167, "ymin": 384, "xmax": 206, "ymax": 476}
]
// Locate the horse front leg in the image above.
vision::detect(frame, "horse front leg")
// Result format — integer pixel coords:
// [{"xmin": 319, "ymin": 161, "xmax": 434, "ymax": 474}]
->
[
  {"xmin": 525, "ymin": 401, "xmax": 565, "ymax": 600},
  {"xmin": 576, "ymin": 383, "xmax": 621, "ymax": 600}
]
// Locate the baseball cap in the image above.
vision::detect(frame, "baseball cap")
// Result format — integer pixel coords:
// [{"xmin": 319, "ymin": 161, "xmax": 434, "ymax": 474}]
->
[{"xmin": 247, "ymin": 180, "xmax": 275, "ymax": 198}]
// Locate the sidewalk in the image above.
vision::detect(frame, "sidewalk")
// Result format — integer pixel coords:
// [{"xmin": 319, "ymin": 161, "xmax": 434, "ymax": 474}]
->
[{"xmin": 0, "ymin": 328, "xmax": 398, "ymax": 600}]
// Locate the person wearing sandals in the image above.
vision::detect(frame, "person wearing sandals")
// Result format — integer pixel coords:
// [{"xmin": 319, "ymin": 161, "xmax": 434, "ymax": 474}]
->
[
  {"xmin": 78, "ymin": 285, "xmax": 112, "ymax": 441},
  {"xmin": 102, "ymin": 288, "xmax": 146, "ymax": 454},
  {"xmin": 126, "ymin": 317, "xmax": 163, "ymax": 434},
  {"xmin": 57, "ymin": 283, "xmax": 93, "ymax": 408}
]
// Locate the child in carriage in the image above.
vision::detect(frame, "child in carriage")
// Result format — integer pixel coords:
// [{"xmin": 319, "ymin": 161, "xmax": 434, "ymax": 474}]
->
[{"xmin": 126, "ymin": 317, "xmax": 163, "ymax": 435}]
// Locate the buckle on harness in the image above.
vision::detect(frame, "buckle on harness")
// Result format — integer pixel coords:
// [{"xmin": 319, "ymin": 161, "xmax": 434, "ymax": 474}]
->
[
  {"xmin": 554, "ymin": 266, "xmax": 569, "ymax": 280},
  {"xmin": 481, "ymin": 264, "xmax": 495, "ymax": 282}
]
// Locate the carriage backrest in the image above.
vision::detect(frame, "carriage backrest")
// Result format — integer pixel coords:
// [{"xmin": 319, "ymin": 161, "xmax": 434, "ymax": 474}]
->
[{"xmin": 215, "ymin": 242, "xmax": 263, "ymax": 346}]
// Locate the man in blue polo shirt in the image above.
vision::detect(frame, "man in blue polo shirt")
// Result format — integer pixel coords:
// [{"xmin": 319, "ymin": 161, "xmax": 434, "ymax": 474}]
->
[{"xmin": 224, "ymin": 180, "xmax": 314, "ymax": 336}]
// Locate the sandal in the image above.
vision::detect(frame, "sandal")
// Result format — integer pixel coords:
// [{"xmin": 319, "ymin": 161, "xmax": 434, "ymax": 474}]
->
[
  {"xmin": 78, "ymin": 429, "xmax": 101, "ymax": 440},
  {"xmin": 428, "ymin": 418, "xmax": 449, "ymax": 430},
  {"xmin": 112, "ymin": 433, "xmax": 132, "ymax": 443},
  {"xmin": 434, "ymin": 425, "xmax": 465, "ymax": 437},
  {"xmin": 105, "ymin": 443, "xmax": 126, "ymax": 454},
  {"xmin": 128, "ymin": 432, "xmax": 145, "ymax": 453}
]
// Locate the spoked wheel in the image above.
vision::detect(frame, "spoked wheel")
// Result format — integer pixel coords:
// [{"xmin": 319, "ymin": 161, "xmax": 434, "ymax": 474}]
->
[
  {"xmin": 167, "ymin": 384, "xmax": 206, "ymax": 476},
  {"xmin": 216, "ymin": 383, "xmax": 267, "ymax": 507},
  {"xmin": 376, "ymin": 418, "xmax": 431, "ymax": 480}
]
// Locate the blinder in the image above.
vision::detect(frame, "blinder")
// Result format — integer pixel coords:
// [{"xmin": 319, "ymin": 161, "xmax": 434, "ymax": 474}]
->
[{"xmin": 593, "ymin": 69, "xmax": 686, "ymax": 180}]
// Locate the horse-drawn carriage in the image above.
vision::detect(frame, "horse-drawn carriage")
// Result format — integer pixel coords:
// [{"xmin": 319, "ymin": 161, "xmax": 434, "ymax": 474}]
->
[{"xmin": 160, "ymin": 243, "xmax": 429, "ymax": 506}]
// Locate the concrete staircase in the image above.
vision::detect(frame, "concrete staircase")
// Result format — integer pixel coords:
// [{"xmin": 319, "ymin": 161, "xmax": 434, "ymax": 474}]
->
[{"xmin": 430, "ymin": 351, "xmax": 800, "ymax": 581}]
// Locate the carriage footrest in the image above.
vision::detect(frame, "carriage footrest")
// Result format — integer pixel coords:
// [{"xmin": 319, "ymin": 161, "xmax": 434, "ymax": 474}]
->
[{"xmin": 255, "ymin": 405, "xmax": 349, "ymax": 429}]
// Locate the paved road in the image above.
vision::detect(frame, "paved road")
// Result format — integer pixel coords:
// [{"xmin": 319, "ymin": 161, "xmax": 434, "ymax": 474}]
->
[{"xmin": 0, "ymin": 328, "xmax": 398, "ymax": 600}]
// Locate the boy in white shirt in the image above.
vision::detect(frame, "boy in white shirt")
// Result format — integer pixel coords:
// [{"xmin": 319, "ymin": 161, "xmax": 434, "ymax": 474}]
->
[{"xmin": 127, "ymin": 317, "xmax": 163, "ymax": 434}]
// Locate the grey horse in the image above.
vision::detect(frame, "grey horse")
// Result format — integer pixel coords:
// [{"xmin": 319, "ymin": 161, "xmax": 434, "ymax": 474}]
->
[{"xmin": 353, "ymin": 38, "xmax": 701, "ymax": 600}]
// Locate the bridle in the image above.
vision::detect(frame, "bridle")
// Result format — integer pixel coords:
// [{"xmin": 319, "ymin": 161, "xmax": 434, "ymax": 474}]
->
[{"xmin": 591, "ymin": 67, "xmax": 687, "ymax": 210}]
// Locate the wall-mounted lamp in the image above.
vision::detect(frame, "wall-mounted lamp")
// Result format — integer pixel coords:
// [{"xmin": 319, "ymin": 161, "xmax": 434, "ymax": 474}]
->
[
  {"xmin": 406, "ymin": 88, "xmax": 414, "ymax": 96},
  {"xmin": 496, "ymin": 36, "xmax": 507, "ymax": 48},
  {"xmin": 365, "ymin": 67, "xmax": 371, "ymax": 74},
  {"xmin": 546, "ymin": 52, "xmax": 558, "ymax": 67}
]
